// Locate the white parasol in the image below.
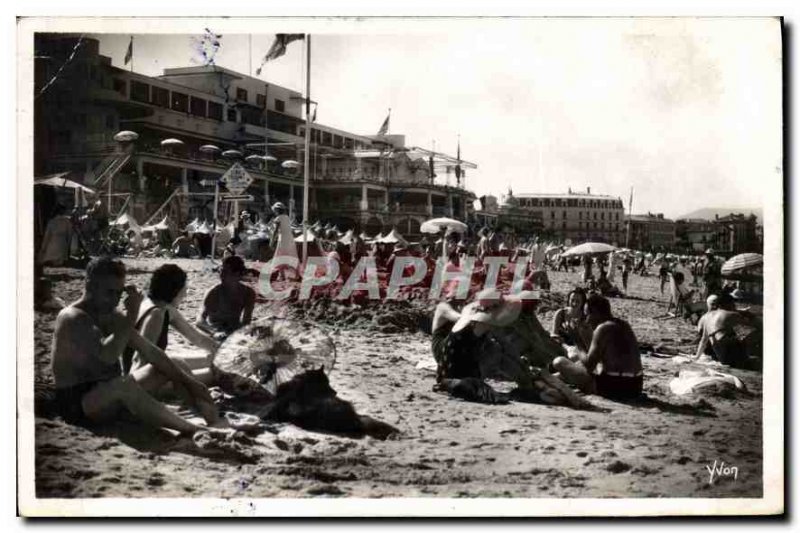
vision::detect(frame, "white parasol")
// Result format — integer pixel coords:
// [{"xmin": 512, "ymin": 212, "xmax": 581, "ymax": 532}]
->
[{"xmin": 561, "ymin": 242, "xmax": 617, "ymax": 257}]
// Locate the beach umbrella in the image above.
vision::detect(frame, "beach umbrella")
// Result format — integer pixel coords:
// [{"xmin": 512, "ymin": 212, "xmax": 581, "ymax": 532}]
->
[
  {"xmin": 35, "ymin": 173, "xmax": 95, "ymax": 194},
  {"xmin": 561, "ymin": 242, "xmax": 616, "ymax": 257},
  {"xmin": 185, "ymin": 218, "xmax": 201, "ymax": 233},
  {"xmin": 281, "ymin": 160, "xmax": 301, "ymax": 169},
  {"xmin": 213, "ymin": 317, "xmax": 336, "ymax": 397},
  {"xmin": 420, "ymin": 217, "xmax": 467, "ymax": 259},
  {"xmin": 160, "ymin": 138, "xmax": 184, "ymax": 147},
  {"xmin": 420, "ymin": 217, "xmax": 467, "ymax": 235},
  {"xmin": 245, "ymin": 154, "xmax": 265, "ymax": 163},
  {"xmin": 199, "ymin": 144, "xmax": 221, "ymax": 153},
  {"xmin": 222, "ymin": 149, "xmax": 243, "ymax": 158},
  {"xmin": 721, "ymin": 253, "xmax": 763, "ymax": 276},
  {"xmin": 144, "ymin": 215, "xmax": 171, "ymax": 232},
  {"xmin": 359, "ymin": 231, "xmax": 371, "ymax": 241},
  {"xmin": 247, "ymin": 231, "xmax": 271, "ymax": 242},
  {"xmin": 264, "ymin": 155, "xmax": 277, "ymax": 162},
  {"xmin": 113, "ymin": 130, "xmax": 139, "ymax": 142}
]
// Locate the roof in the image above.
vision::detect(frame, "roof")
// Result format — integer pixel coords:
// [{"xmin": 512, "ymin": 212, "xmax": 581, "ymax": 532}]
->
[
  {"xmin": 514, "ymin": 192, "xmax": 622, "ymax": 201},
  {"xmin": 626, "ymin": 214, "xmax": 675, "ymax": 223}
]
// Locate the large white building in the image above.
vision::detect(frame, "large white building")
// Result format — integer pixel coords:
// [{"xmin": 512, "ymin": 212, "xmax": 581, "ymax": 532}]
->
[{"xmin": 501, "ymin": 188, "xmax": 625, "ymax": 243}]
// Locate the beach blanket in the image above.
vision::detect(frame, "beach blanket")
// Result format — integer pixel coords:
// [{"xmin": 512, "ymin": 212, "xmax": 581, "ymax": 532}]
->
[{"xmin": 669, "ymin": 368, "xmax": 747, "ymax": 396}]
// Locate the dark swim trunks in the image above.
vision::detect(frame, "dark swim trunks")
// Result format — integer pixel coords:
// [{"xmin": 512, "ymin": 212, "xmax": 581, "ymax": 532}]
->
[
  {"xmin": 593, "ymin": 373, "xmax": 643, "ymax": 400},
  {"xmin": 54, "ymin": 380, "xmax": 107, "ymax": 423}
]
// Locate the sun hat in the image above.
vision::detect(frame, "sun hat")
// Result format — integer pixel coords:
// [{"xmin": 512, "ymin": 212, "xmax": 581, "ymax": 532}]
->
[{"xmin": 452, "ymin": 288, "xmax": 523, "ymax": 333}]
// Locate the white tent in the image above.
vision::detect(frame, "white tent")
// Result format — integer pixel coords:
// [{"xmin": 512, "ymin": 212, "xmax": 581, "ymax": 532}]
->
[
  {"xmin": 338, "ymin": 229, "xmax": 355, "ymax": 245},
  {"xmin": 378, "ymin": 229, "xmax": 407, "ymax": 245},
  {"xmin": 111, "ymin": 213, "xmax": 142, "ymax": 234},
  {"xmin": 294, "ymin": 229, "xmax": 318, "ymax": 243},
  {"xmin": 143, "ymin": 215, "xmax": 172, "ymax": 233}
]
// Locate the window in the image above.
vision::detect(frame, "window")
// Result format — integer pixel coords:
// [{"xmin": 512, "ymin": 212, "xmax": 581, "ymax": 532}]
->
[
  {"xmin": 579, "ymin": 212, "xmax": 582, "ymax": 220},
  {"xmin": 236, "ymin": 88, "xmax": 248, "ymax": 102},
  {"xmin": 321, "ymin": 131, "xmax": 332, "ymax": 146},
  {"xmin": 190, "ymin": 96, "xmax": 207, "ymax": 117},
  {"xmin": 601, "ymin": 212, "xmax": 605, "ymax": 220},
  {"xmin": 208, "ymin": 101, "xmax": 223, "ymax": 121},
  {"xmin": 593, "ymin": 212, "xmax": 597, "ymax": 220},
  {"xmin": 275, "ymin": 99, "xmax": 285, "ymax": 113},
  {"xmin": 113, "ymin": 78, "xmax": 127, "ymax": 96},
  {"xmin": 130, "ymin": 80, "xmax": 150, "ymax": 103},
  {"xmin": 257, "ymin": 93, "xmax": 266, "ymax": 107},
  {"xmin": 563, "ymin": 210, "xmax": 567, "ymax": 219},
  {"xmin": 171, "ymin": 92, "xmax": 188, "ymax": 112},
  {"xmin": 562, "ymin": 222, "xmax": 566, "ymax": 229},
  {"xmin": 551, "ymin": 211, "xmax": 555, "ymax": 219},
  {"xmin": 240, "ymin": 106, "xmax": 263, "ymax": 126},
  {"xmin": 555, "ymin": 199, "xmax": 562, "ymax": 207},
  {"xmin": 333, "ymin": 135, "xmax": 342, "ymax": 148},
  {"xmin": 227, "ymin": 108, "xmax": 237, "ymax": 122},
  {"xmin": 152, "ymin": 86, "xmax": 169, "ymax": 107},
  {"xmin": 616, "ymin": 213, "xmax": 619, "ymax": 221}
]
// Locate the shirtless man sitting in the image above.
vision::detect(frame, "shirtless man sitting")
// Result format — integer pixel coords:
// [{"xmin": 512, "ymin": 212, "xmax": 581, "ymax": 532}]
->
[
  {"xmin": 552, "ymin": 294, "xmax": 643, "ymax": 400},
  {"xmin": 51, "ymin": 257, "xmax": 222, "ymax": 435},
  {"xmin": 197, "ymin": 256, "xmax": 256, "ymax": 339},
  {"xmin": 695, "ymin": 294, "xmax": 749, "ymax": 368}
]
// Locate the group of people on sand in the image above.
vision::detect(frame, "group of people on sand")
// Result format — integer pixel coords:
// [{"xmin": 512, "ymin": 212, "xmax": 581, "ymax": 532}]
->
[
  {"xmin": 50, "ymin": 255, "xmax": 257, "ymax": 437},
  {"xmin": 430, "ymin": 283, "xmax": 644, "ymax": 405}
]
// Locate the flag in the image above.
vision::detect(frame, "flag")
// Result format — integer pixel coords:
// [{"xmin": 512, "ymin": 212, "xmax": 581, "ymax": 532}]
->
[
  {"xmin": 124, "ymin": 37, "xmax": 133, "ymax": 65},
  {"xmin": 311, "ymin": 105, "xmax": 317, "ymax": 123},
  {"xmin": 429, "ymin": 155, "xmax": 436, "ymax": 183},
  {"xmin": 255, "ymin": 34, "xmax": 305, "ymax": 75},
  {"xmin": 377, "ymin": 113, "xmax": 390, "ymax": 136}
]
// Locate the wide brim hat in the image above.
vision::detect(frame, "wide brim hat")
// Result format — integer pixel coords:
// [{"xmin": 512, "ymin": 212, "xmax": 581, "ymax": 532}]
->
[{"xmin": 451, "ymin": 289, "xmax": 539, "ymax": 333}]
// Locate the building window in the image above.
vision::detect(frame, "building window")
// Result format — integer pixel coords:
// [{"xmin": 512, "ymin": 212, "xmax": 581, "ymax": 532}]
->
[
  {"xmin": 563, "ymin": 210, "xmax": 567, "ymax": 219},
  {"xmin": 208, "ymin": 101, "xmax": 223, "ymax": 121},
  {"xmin": 333, "ymin": 134, "xmax": 342, "ymax": 148},
  {"xmin": 240, "ymin": 106, "xmax": 263, "ymax": 126},
  {"xmin": 236, "ymin": 88, "xmax": 248, "ymax": 102},
  {"xmin": 579, "ymin": 212, "xmax": 583, "ymax": 220},
  {"xmin": 130, "ymin": 80, "xmax": 150, "ymax": 103},
  {"xmin": 601, "ymin": 212, "xmax": 605, "ymax": 220},
  {"xmin": 227, "ymin": 108, "xmax": 237, "ymax": 122},
  {"xmin": 551, "ymin": 211, "xmax": 555, "ymax": 219},
  {"xmin": 562, "ymin": 221, "xmax": 566, "ymax": 229},
  {"xmin": 257, "ymin": 93, "xmax": 266, "ymax": 107},
  {"xmin": 113, "ymin": 78, "xmax": 127, "ymax": 96},
  {"xmin": 152, "ymin": 86, "xmax": 169, "ymax": 107},
  {"xmin": 593, "ymin": 212, "xmax": 597, "ymax": 220},
  {"xmin": 171, "ymin": 92, "xmax": 188, "ymax": 112},
  {"xmin": 275, "ymin": 99, "xmax": 285, "ymax": 113},
  {"xmin": 190, "ymin": 96, "xmax": 207, "ymax": 117}
]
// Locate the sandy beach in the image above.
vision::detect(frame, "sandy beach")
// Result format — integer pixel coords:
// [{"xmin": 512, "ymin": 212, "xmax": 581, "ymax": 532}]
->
[{"xmin": 31, "ymin": 258, "xmax": 762, "ymax": 499}]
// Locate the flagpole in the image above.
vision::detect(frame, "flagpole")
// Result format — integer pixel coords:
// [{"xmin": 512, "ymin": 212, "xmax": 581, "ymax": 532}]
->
[
  {"xmin": 264, "ymin": 82, "xmax": 270, "ymax": 208},
  {"xmin": 625, "ymin": 186, "xmax": 633, "ymax": 249},
  {"xmin": 301, "ymin": 35, "xmax": 311, "ymax": 263},
  {"xmin": 130, "ymin": 36, "xmax": 133, "ymax": 73}
]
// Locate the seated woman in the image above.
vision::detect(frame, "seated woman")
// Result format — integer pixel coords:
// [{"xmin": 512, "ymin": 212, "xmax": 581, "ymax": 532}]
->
[
  {"xmin": 551, "ymin": 288, "xmax": 592, "ymax": 352},
  {"xmin": 122, "ymin": 263, "xmax": 226, "ymax": 426},
  {"xmin": 123, "ymin": 264, "xmax": 219, "ymax": 381}
]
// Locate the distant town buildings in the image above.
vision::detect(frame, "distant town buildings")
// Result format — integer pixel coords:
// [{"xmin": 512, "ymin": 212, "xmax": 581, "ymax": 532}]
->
[
  {"xmin": 624, "ymin": 213, "xmax": 676, "ymax": 252},
  {"xmin": 475, "ymin": 187, "xmax": 624, "ymax": 244}
]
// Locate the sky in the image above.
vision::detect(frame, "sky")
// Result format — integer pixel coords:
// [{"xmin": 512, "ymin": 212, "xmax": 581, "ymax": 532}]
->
[{"xmin": 87, "ymin": 18, "xmax": 781, "ymax": 219}]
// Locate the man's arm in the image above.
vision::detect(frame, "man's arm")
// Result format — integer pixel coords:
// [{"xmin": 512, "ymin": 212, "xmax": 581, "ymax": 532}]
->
[
  {"xmin": 196, "ymin": 287, "xmax": 215, "ymax": 328},
  {"xmin": 581, "ymin": 323, "xmax": 611, "ymax": 373},
  {"xmin": 695, "ymin": 324, "xmax": 710, "ymax": 359},
  {"xmin": 240, "ymin": 286, "xmax": 256, "ymax": 326}
]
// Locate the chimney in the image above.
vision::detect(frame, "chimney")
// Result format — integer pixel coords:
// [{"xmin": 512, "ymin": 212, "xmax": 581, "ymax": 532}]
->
[{"xmin": 586, "ymin": 187, "xmax": 590, "ymax": 194}]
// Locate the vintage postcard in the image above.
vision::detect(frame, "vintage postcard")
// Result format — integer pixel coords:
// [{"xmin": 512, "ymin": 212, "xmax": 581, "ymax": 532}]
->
[{"xmin": 17, "ymin": 16, "xmax": 784, "ymax": 517}]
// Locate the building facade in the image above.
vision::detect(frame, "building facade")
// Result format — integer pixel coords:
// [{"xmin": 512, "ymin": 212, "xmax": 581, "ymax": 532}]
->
[
  {"xmin": 34, "ymin": 35, "xmax": 476, "ymax": 239},
  {"xmin": 674, "ymin": 213, "xmax": 761, "ymax": 254},
  {"xmin": 484, "ymin": 188, "xmax": 624, "ymax": 243},
  {"xmin": 624, "ymin": 213, "xmax": 676, "ymax": 251}
]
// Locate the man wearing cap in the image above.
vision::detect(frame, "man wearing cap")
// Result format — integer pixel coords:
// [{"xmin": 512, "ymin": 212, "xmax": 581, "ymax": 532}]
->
[{"xmin": 552, "ymin": 294, "xmax": 643, "ymax": 400}]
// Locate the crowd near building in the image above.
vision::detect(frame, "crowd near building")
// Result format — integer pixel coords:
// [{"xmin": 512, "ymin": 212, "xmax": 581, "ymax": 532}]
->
[{"xmin": 34, "ymin": 35, "xmax": 476, "ymax": 241}]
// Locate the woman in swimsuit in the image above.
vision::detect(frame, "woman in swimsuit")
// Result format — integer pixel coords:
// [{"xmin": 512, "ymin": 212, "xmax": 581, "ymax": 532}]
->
[{"xmin": 551, "ymin": 288, "xmax": 591, "ymax": 352}]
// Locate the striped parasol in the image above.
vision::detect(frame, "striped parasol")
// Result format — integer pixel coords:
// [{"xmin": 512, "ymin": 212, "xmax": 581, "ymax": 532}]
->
[{"xmin": 721, "ymin": 253, "xmax": 763, "ymax": 276}]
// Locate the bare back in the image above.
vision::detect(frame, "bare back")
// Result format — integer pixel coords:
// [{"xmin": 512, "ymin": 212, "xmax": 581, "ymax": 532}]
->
[{"xmin": 592, "ymin": 319, "xmax": 642, "ymax": 375}]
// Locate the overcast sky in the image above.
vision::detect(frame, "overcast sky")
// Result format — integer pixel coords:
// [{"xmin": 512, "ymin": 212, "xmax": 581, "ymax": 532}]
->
[{"xmin": 88, "ymin": 18, "xmax": 781, "ymax": 219}]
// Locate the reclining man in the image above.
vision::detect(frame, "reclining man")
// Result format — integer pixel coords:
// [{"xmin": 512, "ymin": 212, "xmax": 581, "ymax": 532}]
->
[
  {"xmin": 552, "ymin": 294, "xmax": 643, "ymax": 400},
  {"xmin": 51, "ymin": 257, "xmax": 225, "ymax": 435}
]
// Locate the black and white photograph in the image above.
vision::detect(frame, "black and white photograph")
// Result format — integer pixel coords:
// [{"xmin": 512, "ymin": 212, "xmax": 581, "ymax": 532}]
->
[{"xmin": 16, "ymin": 15, "xmax": 784, "ymax": 517}]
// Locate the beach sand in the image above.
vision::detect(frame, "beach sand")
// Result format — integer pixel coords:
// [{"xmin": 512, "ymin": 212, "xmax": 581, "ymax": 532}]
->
[{"xmin": 30, "ymin": 258, "xmax": 762, "ymax": 499}]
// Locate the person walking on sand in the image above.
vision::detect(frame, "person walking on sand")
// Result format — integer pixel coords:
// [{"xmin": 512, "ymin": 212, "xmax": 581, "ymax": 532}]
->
[
  {"xmin": 552, "ymin": 294, "xmax": 643, "ymax": 400},
  {"xmin": 50, "ymin": 257, "xmax": 228, "ymax": 435}
]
